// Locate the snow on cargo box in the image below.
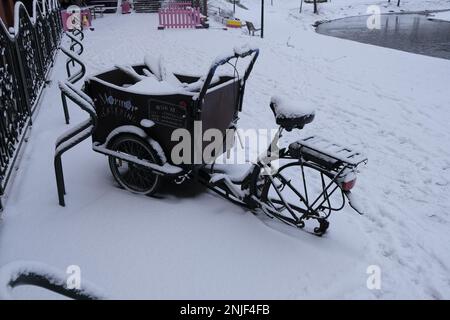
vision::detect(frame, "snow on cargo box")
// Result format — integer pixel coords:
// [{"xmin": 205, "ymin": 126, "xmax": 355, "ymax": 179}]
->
[{"xmin": 83, "ymin": 49, "xmax": 259, "ymax": 166}]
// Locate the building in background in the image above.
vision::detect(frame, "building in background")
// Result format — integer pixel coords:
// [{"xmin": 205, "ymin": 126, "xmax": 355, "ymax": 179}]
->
[
  {"xmin": 0, "ymin": 0, "xmax": 15, "ymax": 26},
  {"xmin": 0, "ymin": 0, "xmax": 36, "ymax": 27}
]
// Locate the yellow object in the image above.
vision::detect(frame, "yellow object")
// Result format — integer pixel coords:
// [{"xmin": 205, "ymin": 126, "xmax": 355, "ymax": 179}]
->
[
  {"xmin": 82, "ymin": 14, "xmax": 89, "ymax": 28},
  {"xmin": 226, "ymin": 19, "xmax": 242, "ymax": 28}
]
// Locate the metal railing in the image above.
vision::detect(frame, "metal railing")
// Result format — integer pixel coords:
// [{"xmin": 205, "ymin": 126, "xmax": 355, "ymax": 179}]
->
[
  {"xmin": 55, "ymin": 26, "xmax": 99, "ymax": 207},
  {"xmin": 0, "ymin": 0, "xmax": 63, "ymax": 211},
  {"xmin": 60, "ymin": 28, "xmax": 86, "ymax": 124}
]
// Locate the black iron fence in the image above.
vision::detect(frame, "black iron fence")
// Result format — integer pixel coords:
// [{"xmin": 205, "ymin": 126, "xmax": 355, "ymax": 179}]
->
[{"xmin": 0, "ymin": 0, "xmax": 63, "ymax": 211}]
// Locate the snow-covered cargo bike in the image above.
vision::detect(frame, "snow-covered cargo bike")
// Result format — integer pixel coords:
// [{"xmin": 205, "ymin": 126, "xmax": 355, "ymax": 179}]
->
[{"xmin": 55, "ymin": 47, "xmax": 367, "ymax": 235}]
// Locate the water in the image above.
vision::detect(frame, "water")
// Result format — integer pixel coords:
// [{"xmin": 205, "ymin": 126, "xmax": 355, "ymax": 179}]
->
[{"xmin": 316, "ymin": 13, "xmax": 450, "ymax": 60}]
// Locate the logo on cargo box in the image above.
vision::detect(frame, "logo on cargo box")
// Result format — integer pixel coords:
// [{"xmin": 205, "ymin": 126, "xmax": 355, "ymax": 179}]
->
[{"xmin": 96, "ymin": 93, "xmax": 139, "ymax": 122}]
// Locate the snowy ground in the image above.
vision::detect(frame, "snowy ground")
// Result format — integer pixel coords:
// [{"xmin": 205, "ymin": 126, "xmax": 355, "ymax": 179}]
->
[
  {"xmin": 1, "ymin": 0, "xmax": 450, "ymax": 299},
  {"xmin": 429, "ymin": 10, "xmax": 450, "ymax": 22}
]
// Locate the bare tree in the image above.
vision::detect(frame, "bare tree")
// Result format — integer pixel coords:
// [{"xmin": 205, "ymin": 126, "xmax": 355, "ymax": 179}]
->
[{"xmin": 388, "ymin": 0, "xmax": 401, "ymax": 6}]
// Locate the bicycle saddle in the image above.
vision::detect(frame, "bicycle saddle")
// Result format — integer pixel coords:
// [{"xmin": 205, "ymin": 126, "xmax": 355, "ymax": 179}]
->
[{"xmin": 270, "ymin": 96, "xmax": 315, "ymax": 131}]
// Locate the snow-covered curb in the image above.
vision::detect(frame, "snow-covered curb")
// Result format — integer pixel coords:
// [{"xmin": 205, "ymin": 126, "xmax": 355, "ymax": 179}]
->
[{"xmin": 428, "ymin": 10, "xmax": 450, "ymax": 22}]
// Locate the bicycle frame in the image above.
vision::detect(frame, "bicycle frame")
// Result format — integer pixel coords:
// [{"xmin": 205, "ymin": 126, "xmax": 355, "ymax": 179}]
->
[{"xmin": 200, "ymin": 125, "xmax": 365, "ymax": 235}]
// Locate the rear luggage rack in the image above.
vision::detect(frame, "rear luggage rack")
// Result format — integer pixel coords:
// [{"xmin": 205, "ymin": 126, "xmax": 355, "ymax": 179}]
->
[{"xmin": 289, "ymin": 135, "xmax": 367, "ymax": 170}]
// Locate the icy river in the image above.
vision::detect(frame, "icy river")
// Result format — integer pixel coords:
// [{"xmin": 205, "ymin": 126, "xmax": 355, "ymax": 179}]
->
[{"xmin": 316, "ymin": 13, "xmax": 450, "ymax": 60}]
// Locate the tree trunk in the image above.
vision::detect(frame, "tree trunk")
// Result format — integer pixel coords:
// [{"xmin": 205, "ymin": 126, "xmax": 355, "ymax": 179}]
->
[{"xmin": 313, "ymin": 0, "xmax": 318, "ymax": 14}]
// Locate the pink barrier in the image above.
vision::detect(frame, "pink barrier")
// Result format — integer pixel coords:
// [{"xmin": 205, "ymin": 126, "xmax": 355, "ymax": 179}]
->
[
  {"xmin": 158, "ymin": 7, "xmax": 202, "ymax": 29},
  {"xmin": 122, "ymin": 1, "xmax": 131, "ymax": 14}
]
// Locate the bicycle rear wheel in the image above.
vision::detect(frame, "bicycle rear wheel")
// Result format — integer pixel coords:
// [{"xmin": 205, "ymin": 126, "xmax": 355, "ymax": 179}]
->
[{"xmin": 257, "ymin": 161, "xmax": 345, "ymax": 235}]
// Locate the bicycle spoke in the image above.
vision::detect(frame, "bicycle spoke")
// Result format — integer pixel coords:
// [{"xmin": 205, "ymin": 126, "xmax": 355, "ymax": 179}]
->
[
  {"xmin": 111, "ymin": 138, "xmax": 159, "ymax": 193},
  {"xmin": 267, "ymin": 174, "xmax": 299, "ymax": 222}
]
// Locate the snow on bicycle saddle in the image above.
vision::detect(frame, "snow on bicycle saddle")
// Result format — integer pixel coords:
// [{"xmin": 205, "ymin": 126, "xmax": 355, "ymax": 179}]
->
[{"xmin": 270, "ymin": 96, "xmax": 315, "ymax": 131}]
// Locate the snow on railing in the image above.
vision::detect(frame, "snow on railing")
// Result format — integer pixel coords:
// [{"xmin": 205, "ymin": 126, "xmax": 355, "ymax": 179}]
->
[
  {"xmin": 31, "ymin": 0, "xmax": 60, "ymax": 22},
  {"xmin": 0, "ymin": 1, "xmax": 63, "ymax": 212},
  {"xmin": 11, "ymin": 0, "xmax": 61, "ymax": 36}
]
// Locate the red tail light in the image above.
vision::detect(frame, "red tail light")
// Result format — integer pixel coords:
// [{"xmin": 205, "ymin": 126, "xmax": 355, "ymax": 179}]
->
[
  {"xmin": 337, "ymin": 168, "xmax": 357, "ymax": 191},
  {"xmin": 341, "ymin": 178, "xmax": 356, "ymax": 191}
]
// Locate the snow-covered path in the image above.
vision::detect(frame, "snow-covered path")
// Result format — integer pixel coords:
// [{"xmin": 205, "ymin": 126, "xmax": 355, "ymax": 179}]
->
[{"xmin": 1, "ymin": 0, "xmax": 450, "ymax": 299}]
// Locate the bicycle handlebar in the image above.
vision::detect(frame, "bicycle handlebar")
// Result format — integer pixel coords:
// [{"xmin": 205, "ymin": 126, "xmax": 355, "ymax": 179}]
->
[{"xmin": 197, "ymin": 48, "xmax": 260, "ymax": 105}]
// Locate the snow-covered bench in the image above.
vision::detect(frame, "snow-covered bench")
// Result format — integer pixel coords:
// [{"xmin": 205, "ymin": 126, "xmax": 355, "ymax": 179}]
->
[{"xmin": 245, "ymin": 21, "xmax": 261, "ymax": 36}]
